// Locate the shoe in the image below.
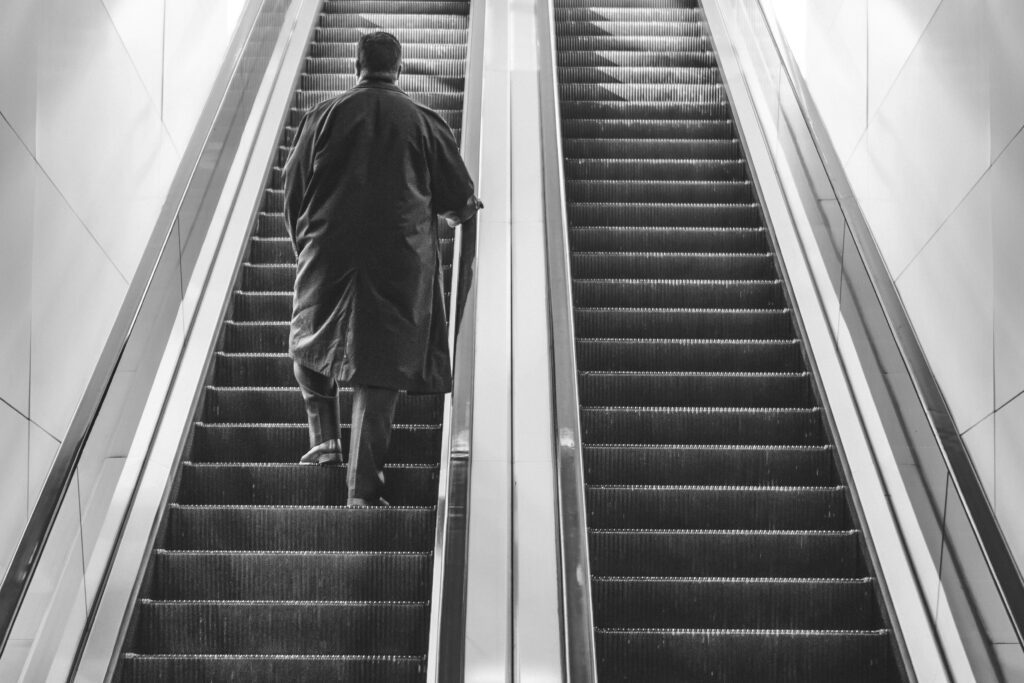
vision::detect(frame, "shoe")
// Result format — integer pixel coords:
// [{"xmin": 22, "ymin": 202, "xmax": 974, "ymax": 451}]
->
[
  {"xmin": 299, "ymin": 438, "xmax": 344, "ymax": 466},
  {"xmin": 347, "ymin": 496, "xmax": 391, "ymax": 507}
]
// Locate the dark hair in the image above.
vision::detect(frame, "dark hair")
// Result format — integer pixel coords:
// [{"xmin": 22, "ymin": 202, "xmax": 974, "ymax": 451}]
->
[{"xmin": 356, "ymin": 31, "xmax": 402, "ymax": 75}]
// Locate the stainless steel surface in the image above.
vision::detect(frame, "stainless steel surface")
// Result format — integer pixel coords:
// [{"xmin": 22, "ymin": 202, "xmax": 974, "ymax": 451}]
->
[
  {"xmin": 0, "ymin": 0, "xmax": 290, "ymax": 666},
  {"xmin": 461, "ymin": 0, "xmax": 514, "ymax": 676},
  {"xmin": 706, "ymin": 0, "xmax": 1024, "ymax": 678},
  {"xmin": 425, "ymin": 0, "xmax": 487, "ymax": 677},
  {"xmin": 536, "ymin": 0, "xmax": 597, "ymax": 679},
  {"xmin": 509, "ymin": 0, "xmax": 564, "ymax": 677}
]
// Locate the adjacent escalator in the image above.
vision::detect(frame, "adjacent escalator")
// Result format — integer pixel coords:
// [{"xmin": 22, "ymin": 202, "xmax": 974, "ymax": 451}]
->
[
  {"xmin": 114, "ymin": 1, "xmax": 470, "ymax": 680},
  {"xmin": 552, "ymin": 0, "xmax": 907, "ymax": 680}
]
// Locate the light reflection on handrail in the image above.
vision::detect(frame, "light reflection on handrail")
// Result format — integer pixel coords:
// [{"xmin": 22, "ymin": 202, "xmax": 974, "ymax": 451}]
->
[
  {"xmin": 424, "ymin": 0, "xmax": 486, "ymax": 678},
  {"xmin": 537, "ymin": 0, "xmax": 598, "ymax": 679}
]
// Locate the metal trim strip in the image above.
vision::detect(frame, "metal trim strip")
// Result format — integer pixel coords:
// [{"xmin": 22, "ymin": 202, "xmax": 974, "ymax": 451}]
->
[{"xmin": 537, "ymin": 0, "xmax": 599, "ymax": 679}]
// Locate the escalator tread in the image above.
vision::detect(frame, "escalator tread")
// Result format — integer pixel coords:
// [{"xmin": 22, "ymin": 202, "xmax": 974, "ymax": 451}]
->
[
  {"xmin": 114, "ymin": 2, "xmax": 471, "ymax": 680},
  {"xmin": 553, "ymin": 0, "xmax": 905, "ymax": 680}
]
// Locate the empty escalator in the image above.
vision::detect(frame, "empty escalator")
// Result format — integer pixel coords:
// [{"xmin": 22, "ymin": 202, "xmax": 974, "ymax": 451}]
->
[
  {"xmin": 114, "ymin": 1, "xmax": 470, "ymax": 680},
  {"xmin": 552, "ymin": 0, "xmax": 907, "ymax": 680}
]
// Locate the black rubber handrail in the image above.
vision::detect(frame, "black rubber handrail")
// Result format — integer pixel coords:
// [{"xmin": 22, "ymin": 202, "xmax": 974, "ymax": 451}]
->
[{"xmin": 0, "ymin": 0, "xmax": 285, "ymax": 656}]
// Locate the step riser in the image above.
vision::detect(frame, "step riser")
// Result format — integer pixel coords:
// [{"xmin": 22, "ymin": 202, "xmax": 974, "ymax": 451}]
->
[
  {"xmin": 572, "ymin": 280, "xmax": 784, "ymax": 308},
  {"xmin": 576, "ymin": 340, "xmax": 805, "ymax": 372},
  {"xmin": 202, "ymin": 388, "xmax": 443, "ymax": 425},
  {"xmin": 586, "ymin": 487, "xmax": 850, "ymax": 530},
  {"xmin": 133, "ymin": 602, "xmax": 429, "ymax": 655},
  {"xmin": 166, "ymin": 507, "xmax": 436, "ymax": 552},
  {"xmin": 190, "ymin": 424, "xmax": 442, "ymax": 464},
  {"xmin": 578, "ymin": 373, "xmax": 815, "ymax": 408},
  {"xmin": 574, "ymin": 310, "xmax": 794, "ymax": 340},
  {"xmin": 580, "ymin": 407, "xmax": 825, "ymax": 445},
  {"xmin": 151, "ymin": 552, "xmax": 431, "ymax": 601},
  {"xmin": 179, "ymin": 465, "xmax": 439, "ymax": 506},
  {"xmin": 569, "ymin": 227, "xmax": 766, "ymax": 253},
  {"xmin": 589, "ymin": 531, "xmax": 866, "ymax": 578},
  {"xmin": 119, "ymin": 657, "xmax": 425, "ymax": 683},
  {"xmin": 594, "ymin": 631, "xmax": 900, "ymax": 683},
  {"xmin": 564, "ymin": 159, "xmax": 747, "ymax": 181},
  {"xmin": 584, "ymin": 447, "xmax": 835, "ymax": 486},
  {"xmin": 592, "ymin": 579, "xmax": 879, "ymax": 630}
]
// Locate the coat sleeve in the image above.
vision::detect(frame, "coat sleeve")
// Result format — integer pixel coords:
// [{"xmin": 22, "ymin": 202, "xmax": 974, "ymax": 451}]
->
[
  {"xmin": 282, "ymin": 108, "xmax": 318, "ymax": 254},
  {"xmin": 428, "ymin": 116, "xmax": 478, "ymax": 219}
]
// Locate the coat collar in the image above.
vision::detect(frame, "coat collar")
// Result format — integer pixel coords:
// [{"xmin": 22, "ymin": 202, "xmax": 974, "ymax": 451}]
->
[{"xmin": 355, "ymin": 77, "xmax": 404, "ymax": 94}]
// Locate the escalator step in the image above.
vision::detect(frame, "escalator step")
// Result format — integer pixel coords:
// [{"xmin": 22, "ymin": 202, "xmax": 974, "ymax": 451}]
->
[
  {"xmin": 577, "ymin": 371, "xmax": 814, "ymax": 408},
  {"xmin": 575, "ymin": 338, "xmax": 804, "ymax": 372},
  {"xmin": 588, "ymin": 529, "xmax": 865, "ymax": 578},
  {"xmin": 564, "ymin": 138, "xmax": 739, "ymax": 160},
  {"xmin": 560, "ymin": 99, "xmax": 730, "ymax": 120},
  {"xmin": 557, "ymin": 36, "xmax": 710, "ymax": 53},
  {"xmin": 323, "ymin": 0, "xmax": 469, "ymax": 14},
  {"xmin": 557, "ymin": 21, "xmax": 706, "ymax": 38},
  {"xmin": 591, "ymin": 577, "xmax": 879, "ymax": 630},
  {"xmin": 296, "ymin": 89, "xmax": 463, "ymax": 111},
  {"xmin": 305, "ymin": 57, "xmax": 466, "ymax": 76},
  {"xmin": 301, "ymin": 73, "xmax": 465, "ymax": 92},
  {"xmin": 248, "ymin": 238, "xmax": 295, "ymax": 265},
  {"xmin": 150, "ymin": 550, "xmax": 431, "ymax": 601},
  {"xmin": 568, "ymin": 202, "xmax": 760, "ymax": 226},
  {"xmin": 572, "ymin": 278, "xmax": 784, "ymax": 308},
  {"xmin": 585, "ymin": 485, "xmax": 849, "ymax": 530},
  {"xmin": 555, "ymin": 0, "xmax": 700, "ymax": 7},
  {"xmin": 314, "ymin": 27, "xmax": 467, "ymax": 44},
  {"xmin": 310, "ymin": 42, "xmax": 467, "ymax": 60},
  {"xmin": 569, "ymin": 225, "xmax": 764, "ymax": 252},
  {"xmin": 564, "ymin": 159, "xmax": 746, "ymax": 181},
  {"xmin": 561, "ymin": 118, "xmax": 733, "ymax": 139},
  {"xmin": 201, "ymin": 386, "xmax": 441, "ymax": 424},
  {"xmin": 570, "ymin": 252, "xmax": 773, "ymax": 278},
  {"xmin": 558, "ymin": 50, "xmax": 716, "ymax": 68},
  {"xmin": 178, "ymin": 463, "xmax": 439, "ymax": 506},
  {"xmin": 165, "ymin": 505, "xmax": 436, "ymax": 552},
  {"xmin": 579, "ymin": 406, "xmax": 824, "ymax": 444},
  {"xmin": 238, "ymin": 263, "xmax": 452, "ymax": 293},
  {"xmin": 190, "ymin": 423, "xmax": 442, "ymax": 464},
  {"xmin": 554, "ymin": 8, "xmax": 703, "ymax": 22},
  {"xmin": 583, "ymin": 445, "xmax": 835, "ymax": 486},
  {"xmin": 119, "ymin": 654, "xmax": 425, "ymax": 683},
  {"xmin": 132, "ymin": 600, "xmax": 429, "ymax": 655},
  {"xmin": 593, "ymin": 629, "xmax": 900, "ymax": 682},
  {"xmin": 566, "ymin": 179, "xmax": 752, "ymax": 203},
  {"xmin": 319, "ymin": 14, "xmax": 468, "ymax": 30},
  {"xmin": 573, "ymin": 308, "xmax": 793, "ymax": 339},
  {"xmin": 561, "ymin": 66, "xmax": 720, "ymax": 86}
]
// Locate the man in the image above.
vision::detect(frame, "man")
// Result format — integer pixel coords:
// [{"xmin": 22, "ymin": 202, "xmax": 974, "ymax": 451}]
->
[{"xmin": 283, "ymin": 31, "xmax": 482, "ymax": 507}]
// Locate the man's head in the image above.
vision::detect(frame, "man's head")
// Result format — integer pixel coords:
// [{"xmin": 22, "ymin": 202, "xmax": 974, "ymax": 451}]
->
[{"xmin": 356, "ymin": 32, "xmax": 402, "ymax": 82}]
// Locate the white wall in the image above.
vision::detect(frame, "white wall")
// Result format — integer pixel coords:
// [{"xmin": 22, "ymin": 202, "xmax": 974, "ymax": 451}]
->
[
  {"xmin": 767, "ymin": 0, "xmax": 1024, "ymax": 591},
  {"xmin": 0, "ymin": 0, "xmax": 247, "ymax": 581}
]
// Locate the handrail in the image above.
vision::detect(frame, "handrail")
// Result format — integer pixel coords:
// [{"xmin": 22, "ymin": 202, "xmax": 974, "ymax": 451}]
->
[
  {"xmin": 0, "ymin": 0, "xmax": 284, "ymax": 656},
  {"xmin": 537, "ymin": 0, "xmax": 599, "ymax": 679},
  {"xmin": 425, "ymin": 0, "xmax": 486, "ymax": 679},
  {"xmin": 713, "ymin": 0, "xmax": 1024, "ymax": 662}
]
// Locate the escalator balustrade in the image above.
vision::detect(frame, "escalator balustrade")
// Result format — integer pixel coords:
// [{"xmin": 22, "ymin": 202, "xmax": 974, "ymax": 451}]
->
[
  {"xmin": 553, "ymin": 1, "xmax": 906, "ymax": 680},
  {"xmin": 115, "ymin": 2, "xmax": 470, "ymax": 680}
]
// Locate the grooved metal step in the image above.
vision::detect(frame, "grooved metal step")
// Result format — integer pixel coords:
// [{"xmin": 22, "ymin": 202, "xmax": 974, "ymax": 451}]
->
[
  {"xmin": 116, "ymin": 1, "xmax": 470, "ymax": 679},
  {"xmin": 553, "ymin": 0, "xmax": 903, "ymax": 676}
]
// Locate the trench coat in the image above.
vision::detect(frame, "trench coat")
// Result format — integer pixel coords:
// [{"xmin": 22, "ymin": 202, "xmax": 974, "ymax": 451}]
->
[{"xmin": 282, "ymin": 78, "xmax": 476, "ymax": 393}]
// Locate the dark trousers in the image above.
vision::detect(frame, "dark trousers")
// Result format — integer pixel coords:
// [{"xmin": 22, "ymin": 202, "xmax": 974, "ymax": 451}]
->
[{"xmin": 293, "ymin": 362, "xmax": 399, "ymax": 500}]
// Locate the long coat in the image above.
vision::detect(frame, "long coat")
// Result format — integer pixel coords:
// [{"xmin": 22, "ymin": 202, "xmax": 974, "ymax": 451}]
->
[{"xmin": 282, "ymin": 78, "xmax": 475, "ymax": 393}]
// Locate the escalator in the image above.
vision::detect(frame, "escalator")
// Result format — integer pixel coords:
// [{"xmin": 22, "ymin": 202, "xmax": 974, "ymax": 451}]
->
[
  {"xmin": 551, "ymin": 0, "xmax": 907, "ymax": 680},
  {"xmin": 114, "ymin": 1, "xmax": 470, "ymax": 680}
]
